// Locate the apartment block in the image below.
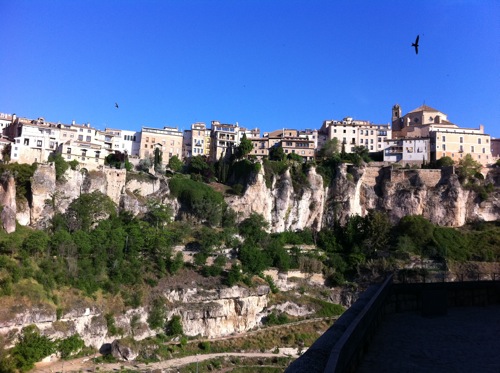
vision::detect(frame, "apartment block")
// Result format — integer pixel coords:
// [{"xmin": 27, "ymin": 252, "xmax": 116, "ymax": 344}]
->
[
  {"xmin": 209, "ymin": 121, "xmax": 242, "ymax": 162},
  {"xmin": 183, "ymin": 122, "xmax": 209, "ymax": 158},
  {"xmin": 319, "ymin": 117, "xmax": 391, "ymax": 153},
  {"xmin": 105, "ymin": 128, "xmax": 141, "ymax": 157},
  {"xmin": 258, "ymin": 128, "xmax": 316, "ymax": 160},
  {"xmin": 7, "ymin": 116, "xmax": 62, "ymax": 164},
  {"xmin": 384, "ymin": 138, "xmax": 431, "ymax": 164},
  {"xmin": 139, "ymin": 126, "xmax": 183, "ymax": 165}
]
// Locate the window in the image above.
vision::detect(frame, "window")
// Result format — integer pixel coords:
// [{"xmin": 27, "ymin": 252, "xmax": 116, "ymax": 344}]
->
[
  {"xmin": 78, "ymin": 135, "xmax": 83, "ymax": 141},
  {"xmin": 460, "ymin": 137, "xmax": 463, "ymax": 143},
  {"xmin": 478, "ymin": 138, "xmax": 482, "ymax": 144},
  {"xmin": 146, "ymin": 137, "xmax": 149, "ymax": 142},
  {"xmin": 37, "ymin": 140, "xmax": 42, "ymax": 147},
  {"xmin": 483, "ymin": 148, "xmax": 485, "ymax": 153},
  {"xmin": 442, "ymin": 136, "xmax": 446, "ymax": 142},
  {"xmin": 443, "ymin": 144, "xmax": 446, "ymax": 151},
  {"xmin": 88, "ymin": 129, "xmax": 91, "ymax": 133},
  {"xmin": 24, "ymin": 139, "xmax": 29, "ymax": 145},
  {"xmin": 471, "ymin": 146, "xmax": 475, "ymax": 153},
  {"xmin": 86, "ymin": 136, "xmax": 91, "ymax": 142},
  {"xmin": 343, "ymin": 129, "xmax": 346, "ymax": 133}
]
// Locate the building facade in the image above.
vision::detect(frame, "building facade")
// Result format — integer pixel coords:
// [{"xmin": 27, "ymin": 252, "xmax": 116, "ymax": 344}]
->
[
  {"xmin": 139, "ymin": 126, "xmax": 183, "ymax": 165},
  {"xmin": 320, "ymin": 117, "xmax": 391, "ymax": 154},
  {"xmin": 391, "ymin": 104, "xmax": 492, "ymax": 166},
  {"xmin": 209, "ymin": 121, "xmax": 242, "ymax": 162}
]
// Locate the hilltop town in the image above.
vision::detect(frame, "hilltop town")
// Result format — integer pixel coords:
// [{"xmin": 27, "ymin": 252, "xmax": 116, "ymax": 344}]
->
[{"xmin": 0, "ymin": 104, "xmax": 498, "ymax": 170}]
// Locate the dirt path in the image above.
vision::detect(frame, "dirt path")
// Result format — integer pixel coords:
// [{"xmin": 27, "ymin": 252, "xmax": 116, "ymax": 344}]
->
[{"xmin": 33, "ymin": 352, "xmax": 294, "ymax": 373}]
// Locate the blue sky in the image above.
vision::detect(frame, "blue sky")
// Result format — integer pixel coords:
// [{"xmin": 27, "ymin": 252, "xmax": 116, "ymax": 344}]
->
[{"xmin": 1, "ymin": 0, "xmax": 499, "ymax": 137}]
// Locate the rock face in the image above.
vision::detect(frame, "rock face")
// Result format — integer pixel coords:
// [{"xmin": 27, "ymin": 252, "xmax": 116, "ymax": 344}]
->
[
  {"xmin": 110, "ymin": 339, "xmax": 138, "ymax": 361},
  {"xmin": 6, "ymin": 162, "xmax": 500, "ymax": 232},
  {"xmin": 0, "ymin": 172, "xmax": 16, "ymax": 233},
  {"xmin": 0, "ymin": 285, "xmax": 269, "ymax": 349},
  {"xmin": 164, "ymin": 285, "xmax": 269, "ymax": 338},
  {"xmin": 226, "ymin": 167, "xmax": 325, "ymax": 232}
]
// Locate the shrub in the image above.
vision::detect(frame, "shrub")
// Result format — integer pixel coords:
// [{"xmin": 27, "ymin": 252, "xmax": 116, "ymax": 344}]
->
[
  {"xmin": 147, "ymin": 298, "xmax": 167, "ymax": 330},
  {"xmin": 165, "ymin": 315, "xmax": 183, "ymax": 336},
  {"xmin": 58, "ymin": 334, "xmax": 85, "ymax": 359},
  {"xmin": 10, "ymin": 325, "xmax": 56, "ymax": 372},
  {"xmin": 169, "ymin": 176, "xmax": 225, "ymax": 226}
]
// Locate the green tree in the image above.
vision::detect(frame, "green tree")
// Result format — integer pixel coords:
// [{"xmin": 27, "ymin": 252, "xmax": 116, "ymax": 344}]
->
[
  {"xmin": 236, "ymin": 134, "xmax": 253, "ymax": 159},
  {"xmin": 397, "ymin": 215, "xmax": 435, "ymax": 258},
  {"xmin": 144, "ymin": 200, "xmax": 173, "ymax": 229},
  {"xmin": 457, "ymin": 154, "xmax": 482, "ymax": 182},
  {"xmin": 154, "ymin": 147, "xmax": 163, "ymax": 170},
  {"xmin": 239, "ymin": 243, "xmax": 272, "ymax": 274},
  {"xmin": 147, "ymin": 298, "xmax": 167, "ymax": 330},
  {"xmin": 48, "ymin": 153, "xmax": 70, "ymax": 181},
  {"xmin": 22, "ymin": 230, "xmax": 50, "ymax": 258},
  {"xmin": 317, "ymin": 138, "xmax": 339, "ymax": 158},
  {"xmin": 165, "ymin": 315, "xmax": 183, "ymax": 336},
  {"xmin": 287, "ymin": 152, "xmax": 303, "ymax": 162},
  {"xmin": 10, "ymin": 325, "xmax": 55, "ymax": 372},
  {"xmin": 238, "ymin": 213, "xmax": 269, "ymax": 244},
  {"xmin": 65, "ymin": 191, "xmax": 117, "ymax": 232},
  {"xmin": 226, "ymin": 264, "xmax": 242, "ymax": 286},
  {"xmin": 436, "ymin": 156, "xmax": 454, "ymax": 168},
  {"xmin": 57, "ymin": 334, "xmax": 85, "ymax": 358},
  {"xmin": 269, "ymin": 146, "xmax": 285, "ymax": 161},
  {"xmin": 168, "ymin": 155, "xmax": 183, "ymax": 172}
]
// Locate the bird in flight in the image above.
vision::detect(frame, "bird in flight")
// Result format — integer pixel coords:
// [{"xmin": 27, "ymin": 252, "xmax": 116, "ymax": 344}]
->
[
  {"xmin": 412, "ymin": 35, "xmax": 420, "ymax": 54},
  {"xmin": 115, "ymin": 102, "xmax": 119, "ymax": 109}
]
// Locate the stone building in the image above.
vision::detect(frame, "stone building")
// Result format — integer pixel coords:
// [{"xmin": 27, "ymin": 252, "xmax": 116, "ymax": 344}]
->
[
  {"xmin": 391, "ymin": 104, "xmax": 492, "ymax": 165},
  {"xmin": 139, "ymin": 126, "xmax": 183, "ymax": 165}
]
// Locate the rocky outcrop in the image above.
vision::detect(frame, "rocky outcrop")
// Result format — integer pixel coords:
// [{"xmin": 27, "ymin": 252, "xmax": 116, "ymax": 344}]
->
[
  {"xmin": 226, "ymin": 167, "xmax": 325, "ymax": 232},
  {"xmin": 110, "ymin": 339, "xmax": 138, "ymax": 361},
  {"xmin": 164, "ymin": 285, "xmax": 270, "ymax": 338},
  {"xmin": 0, "ymin": 172, "xmax": 16, "ymax": 233},
  {"xmin": 6, "ymin": 162, "xmax": 500, "ymax": 232},
  {"xmin": 0, "ymin": 285, "xmax": 270, "ymax": 349}
]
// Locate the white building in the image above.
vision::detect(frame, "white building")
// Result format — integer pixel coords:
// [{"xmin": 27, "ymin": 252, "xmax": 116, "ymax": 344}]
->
[{"xmin": 319, "ymin": 117, "xmax": 391, "ymax": 153}]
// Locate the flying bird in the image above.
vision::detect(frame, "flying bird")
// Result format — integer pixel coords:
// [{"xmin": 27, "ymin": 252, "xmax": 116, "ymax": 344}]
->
[
  {"xmin": 115, "ymin": 102, "xmax": 119, "ymax": 109},
  {"xmin": 412, "ymin": 35, "xmax": 420, "ymax": 54}
]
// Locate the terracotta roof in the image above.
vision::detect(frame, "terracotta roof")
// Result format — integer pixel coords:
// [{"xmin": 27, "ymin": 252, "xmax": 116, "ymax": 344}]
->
[{"xmin": 409, "ymin": 105, "xmax": 440, "ymax": 113}]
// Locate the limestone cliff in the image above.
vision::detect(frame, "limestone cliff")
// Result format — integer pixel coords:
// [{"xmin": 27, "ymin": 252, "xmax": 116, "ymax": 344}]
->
[
  {"xmin": 0, "ymin": 172, "xmax": 16, "ymax": 233},
  {"xmin": 226, "ymin": 167, "xmax": 325, "ymax": 232},
  {"xmin": 228, "ymin": 163, "xmax": 500, "ymax": 231},
  {"xmin": 6, "ymin": 162, "xmax": 500, "ymax": 232},
  {"xmin": 0, "ymin": 284, "xmax": 269, "ymax": 348}
]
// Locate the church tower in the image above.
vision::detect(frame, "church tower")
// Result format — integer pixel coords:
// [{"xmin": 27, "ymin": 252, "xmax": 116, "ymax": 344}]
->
[{"xmin": 392, "ymin": 104, "xmax": 402, "ymax": 131}]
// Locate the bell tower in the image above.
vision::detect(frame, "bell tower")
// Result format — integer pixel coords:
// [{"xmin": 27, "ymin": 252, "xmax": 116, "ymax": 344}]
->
[{"xmin": 392, "ymin": 104, "xmax": 402, "ymax": 131}]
